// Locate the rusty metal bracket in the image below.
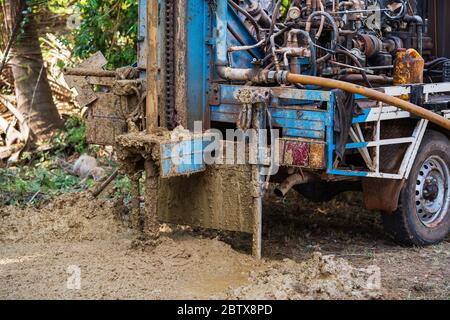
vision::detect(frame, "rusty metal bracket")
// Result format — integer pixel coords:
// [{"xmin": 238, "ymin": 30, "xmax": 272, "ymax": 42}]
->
[
  {"xmin": 235, "ymin": 87, "xmax": 272, "ymax": 105},
  {"xmin": 209, "ymin": 83, "xmax": 221, "ymax": 105}
]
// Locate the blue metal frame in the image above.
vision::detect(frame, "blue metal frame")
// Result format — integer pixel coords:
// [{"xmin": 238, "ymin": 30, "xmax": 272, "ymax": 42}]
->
[
  {"xmin": 184, "ymin": 0, "xmax": 210, "ymax": 129},
  {"xmin": 149, "ymin": 1, "xmax": 429, "ymax": 179},
  {"xmin": 210, "ymin": 84, "xmax": 332, "ymax": 140}
]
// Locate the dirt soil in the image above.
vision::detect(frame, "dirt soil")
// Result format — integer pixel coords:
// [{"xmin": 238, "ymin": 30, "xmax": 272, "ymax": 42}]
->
[{"xmin": 0, "ymin": 191, "xmax": 448, "ymax": 300}]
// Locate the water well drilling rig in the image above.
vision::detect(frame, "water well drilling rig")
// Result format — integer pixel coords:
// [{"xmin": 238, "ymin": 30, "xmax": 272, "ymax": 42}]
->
[{"xmin": 65, "ymin": 0, "xmax": 450, "ymax": 258}]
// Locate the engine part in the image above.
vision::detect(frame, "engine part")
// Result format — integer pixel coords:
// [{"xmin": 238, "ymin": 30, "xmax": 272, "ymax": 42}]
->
[{"xmin": 443, "ymin": 61, "xmax": 450, "ymax": 83}]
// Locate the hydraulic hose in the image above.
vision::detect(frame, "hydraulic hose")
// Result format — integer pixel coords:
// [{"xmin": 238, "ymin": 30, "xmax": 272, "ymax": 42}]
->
[
  {"xmin": 285, "ymin": 73, "xmax": 450, "ymax": 131},
  {"xmin": 305, "ymin": 10, "xmax": 338, "ymax": 64},
  {"xmin": 228, "ymin": 0, "xmax": 261, "ymax": 41}
]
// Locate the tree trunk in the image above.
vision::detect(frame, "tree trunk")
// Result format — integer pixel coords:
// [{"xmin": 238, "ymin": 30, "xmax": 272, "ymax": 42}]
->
[{"xmin": 5, "ymin": 0, "xmax": 63, "ymax": 141}]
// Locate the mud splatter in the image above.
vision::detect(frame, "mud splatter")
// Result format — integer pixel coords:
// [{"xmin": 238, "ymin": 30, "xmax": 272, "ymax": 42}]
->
[
  {"xmin": 228, "ymin": 252, "xmax": 383, "ymax": 300},
  {"xmin": 0, "ymin": 192, "xmax": 126, "ymax": 243}
]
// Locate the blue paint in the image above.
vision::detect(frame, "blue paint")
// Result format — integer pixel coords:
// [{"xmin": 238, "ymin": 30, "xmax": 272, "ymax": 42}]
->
[
  {"xmin": 215, "ymin": 0, "xmax": 229, "ymax": 66},
  {"xmin": 345, "ymin": 142, "xmax": 370, "ymax": 149},
  {"xmin": 211, "ymin": 104, "xmax": 328, "ymax": 137},
  {"xmin": 352, "ymin": 108, "xmax": 371, "ymax": 124},
  {"xmin": 137, "ymin": 0, "xmax": 147, "ymax": 71},
  {"xmin": 218, "ymin": 85, "xmax": 331, "ymax": 104},
  {"xmin": 327, "ymin": 169, "xmax": 369, "ymax": 177},
  {"xmin": 140, "ymin": 2, "xmax": 381, "ymax": 178},
  {"xmin": 161, "ymin": 139, "xmax": 206, "ymax": 158},
  {"xmin": 327, "ymin": 93, "xmax": 335, "ymax": 175},
  {"xmin": 271, "ymin": 108, "xmax": 329, "ymax": 122},
  {"xmin": 162, "ymin": 158, "xmax": 205, "ymax": 177},
  {"xmin": 273, "ymin": 118, "xmax": 325, "ymax": 131},
  {"xmin": 186, "ymin": 0, "xmax": 210, "ymax": 129},
  {"xmin": 211, "ymin": 111, "xmax": 238, "ymax": 123},
  {"xmin": 160, "ymin": 137, "xmax": 209, "ymax": 178},
  {"xmin": 283, "ymin": 128, "xmax": 325, "ymax": 139},
  {"xmin": 211, "ymin": 105, "xmax": 329, "ymax": 122}
]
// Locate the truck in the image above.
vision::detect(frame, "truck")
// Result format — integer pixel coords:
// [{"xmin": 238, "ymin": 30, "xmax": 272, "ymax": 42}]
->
[{"xmin": 65, "ymin": 0, "xmax": 450, "ymax": 258}]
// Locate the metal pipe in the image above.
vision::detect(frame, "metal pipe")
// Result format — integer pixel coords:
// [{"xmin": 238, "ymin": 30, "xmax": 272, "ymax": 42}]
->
[
  {"xmin": 215, "ymin": 0, "xmax": 276, "ymax": 83},
  {"xmin": 404, "ymin": 15, "xmax": 423, "ymax": 55},
  {"xmin": 228, "ymin": 0, "xmax": 261, "ymax": 41},
  {"xmin": 338, "ymin": 74, "xmax": 393, "ymax": 85},
  {"xmin": 285, "ymin": 73, "xmax": 450, "ymax": 130},
  {"xmin": 216, "ymin": 66, "xmax": 274, "ymax": 82},
  {"xmin": 146, "ymin": 0, "xmax": 159, "ymax": 132},
  {"xmin": 245, "ymin": 0, "xmax": 272, "ymax": 29},
  {"xmin": 63, "ymin": 68, "xmax": 116, "ymax": 77},
  {"xmin": 305, "ymin": 11, "xmax": 338, "ymax": 48},
  {"xmin": 228, "ymin": 39, "xmax": 265, "ymax": 52},
  {"xmin": 227, "ymin": 25, "xmax": 259, "ymax": 59},
  {"xmin": 315, "ymin": 0, "xmax": 326, "ymax": 40},
  {"xmin": 216, "ymin": 0, "xmax": 229, "ymax": 66},
  {"xmin": 286, "ymin": 29, "xmax": 316, "ymax": 75},
  {"xmin": 265, "ymin": 0, "xmax": 283, "ymax": 48},
  {"xmin": 331, "ymin": 60, "xmax": 374, "ymax": 74},
  {"xmin": 274, "ymin": 173, "xmax": 316, "ymax": 197},
  {"xmin": 336, "ymin": 48, "xmax": 373, "ymax": 87}
]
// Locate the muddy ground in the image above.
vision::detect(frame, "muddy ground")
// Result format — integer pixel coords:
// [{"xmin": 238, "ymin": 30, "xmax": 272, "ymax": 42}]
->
[{"xmin": 0, "ymin": 191, "xmax": 448, "ymax": 300}]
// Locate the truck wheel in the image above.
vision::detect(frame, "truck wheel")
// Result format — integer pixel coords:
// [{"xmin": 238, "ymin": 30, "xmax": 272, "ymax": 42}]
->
[{"xmin": 382, "ymin": 130, "xmax": 450, "ymax": 246}]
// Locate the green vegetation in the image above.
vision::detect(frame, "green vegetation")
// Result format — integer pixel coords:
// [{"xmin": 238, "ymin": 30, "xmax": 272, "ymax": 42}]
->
[
  {"xmin": 0, "ymin": 1, "xmax": 139, "ymax": 206},
  {"xmin": 0, "ymin": 117, "xmax": 89, "ymax": 206},
  {"xmin": 0, "ymin": 116, "xmax": 133, "ymax": 207},
  {"xmin": 72, "ymin": 0, "xmax": 138, "ymax": 68}
]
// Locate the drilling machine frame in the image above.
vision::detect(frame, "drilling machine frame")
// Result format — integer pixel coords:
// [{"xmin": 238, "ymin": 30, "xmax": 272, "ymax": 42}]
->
[{"xmin": 65, "ymin": 0, "xmax": 450, "ymax": 258}]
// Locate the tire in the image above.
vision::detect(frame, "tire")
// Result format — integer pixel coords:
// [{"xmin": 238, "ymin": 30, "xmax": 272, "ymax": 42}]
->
[{"xmin": 382, "ymin": 130, "xmax": 450, "ymax": 246}]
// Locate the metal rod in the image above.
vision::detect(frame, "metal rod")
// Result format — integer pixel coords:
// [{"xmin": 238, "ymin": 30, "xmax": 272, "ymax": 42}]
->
[
  {"xmin": 91, "ymin": 169, "xmax": 119, "ymax": 198},
  {"xmin": 330, "ymin": 60, "xmax": 375, "ymax": 74},
  {"xmin": 144, "ymin": 160, "xmax": 160, "ymax": 239},
  {"xmin": 146, "ymin": 0, "xmax": 159, "ymax": 132},
  {"xmin": 251, "ymin": 104, "xmax": 264, "ymax": 260},
  {"xmin": 63, "ymin": 68, "xmax": 116, "ymax": 78},
  {"xmin": 336, "ymin": 9, "xmax": 390, "ymax": 14}
]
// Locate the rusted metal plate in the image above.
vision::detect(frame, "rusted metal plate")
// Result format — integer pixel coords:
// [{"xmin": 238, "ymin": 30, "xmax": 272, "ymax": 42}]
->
[
  {"xmin": 278, "ymin": 138, "xmax": 326, "ymax": 169},
  {"xmin": 64, "ymin": 76, "xmax": 98, "ymax": 106},
  {"xmin": 78, "ymin": 51, "xmax": 107, "ymax": 69},
  {"xmin": 85, "ymin": 118, "xmax": 127, "ymax": 146},
  {"xmin": 362, "ymin": 178, "xmax": 405, "ymax": 212},
  {"xmin": 280, "ymin": 139, "xmax": 309, "ymax": 167},
  {"xmin": 309, "ymin": 143, "xmax": 326, "ymax": 169},
  {"xmin": 64, "ymin": 52, "xmax": 109, "ymax": 107},
  {"xmin": 157, "ymin": 164, "xmax": 254, "ymax": 234}
]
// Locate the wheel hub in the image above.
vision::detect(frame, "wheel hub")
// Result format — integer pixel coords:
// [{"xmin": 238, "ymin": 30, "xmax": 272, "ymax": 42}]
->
[
  {"xmin": 423, "ymin": 177, "xmax": 439, "ymax": 201},
  {"xmin": 415, "ymin": 156, "xmax": 449, "ymax": 227}
]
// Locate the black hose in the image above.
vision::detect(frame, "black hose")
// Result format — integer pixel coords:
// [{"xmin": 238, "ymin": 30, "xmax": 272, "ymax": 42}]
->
[
  {"xmin": 425, "ymin": 57, "xmax": 448, "ymax": 68},
  {"xmin": 307, "ymin": 11, "xmax": 339, "ymax": 65},
  {"xmin": 426, "ymin": 58, "xmax": 450, "ymax": 71},
  {"xmin": 265, "ymin": 0, "xmax": 283, "ymax": 50},
  {"xmin": 336, "ymin": 49, "xmax": 373, "ymax": 88},
  {"xmin": 384, "ymin": 0, "xmax": 407, "ymax": 20},
  {"xmin": 228, "ymin": 0, "xmax": 261, "ymax": 41}
]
